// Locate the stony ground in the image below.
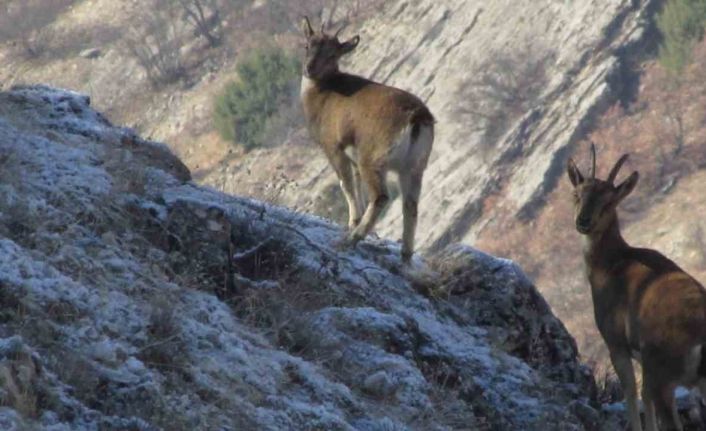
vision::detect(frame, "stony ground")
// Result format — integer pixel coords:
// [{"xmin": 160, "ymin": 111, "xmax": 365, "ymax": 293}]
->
[{"xmin": 0, "ymin": 85, "xmax": 617, "ymax": 430}]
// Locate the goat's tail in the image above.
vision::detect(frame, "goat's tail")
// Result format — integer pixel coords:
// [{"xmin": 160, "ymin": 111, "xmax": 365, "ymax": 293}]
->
[{"xmin": 410, "ymin": 106, "xmax": 435, "ymax": 142}]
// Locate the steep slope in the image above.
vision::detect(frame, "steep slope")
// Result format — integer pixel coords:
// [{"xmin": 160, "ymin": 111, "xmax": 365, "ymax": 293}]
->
[{"xmin": 0, "ymin": 86, "xmax": 607, "ymax": 429}]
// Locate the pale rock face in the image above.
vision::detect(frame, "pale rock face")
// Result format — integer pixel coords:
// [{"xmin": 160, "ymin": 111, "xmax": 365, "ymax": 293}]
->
[{"xmin": 347, "ymin": 0, "xmax": 653, "ymax": 249}]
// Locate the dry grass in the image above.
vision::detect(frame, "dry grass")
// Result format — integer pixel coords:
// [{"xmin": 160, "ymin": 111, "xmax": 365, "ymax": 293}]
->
[
  {"xmin": 414, "ymin": 362, "xmax": 487, "ymax": 430},
  {"xmin": 137, "ymin": 297, "xmax": 186, "ymax": 373},
  {"xmin": 0, "ymin": 359, "xmax": 40, "ymax": 418},
  {"xmin": 0, "ymin": 342, "xmax": 55, "ymax": 420},
  {"xmin": 587, "ymin": 359, "xmax": 624, "ymax": 405},
  {"xmin": 231, "ymin": 278, "xmax": 355, "ymax": 353}
]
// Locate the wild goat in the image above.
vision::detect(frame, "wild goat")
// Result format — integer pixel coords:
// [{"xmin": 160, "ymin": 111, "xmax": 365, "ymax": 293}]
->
[
  {"xmin": 567, "ymin": 144, "xmax": 706, "ymax": 431},
  {"xmin": 299, "ymin": 17, "xmax": 434, "ymax": 262}
]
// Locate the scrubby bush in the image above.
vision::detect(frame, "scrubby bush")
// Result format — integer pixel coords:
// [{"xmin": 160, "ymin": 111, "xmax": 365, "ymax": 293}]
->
[
  {"xmin": 0, "ymin": 0, "xmax": 75, "ymax": 58},
  {"xmin": 174, "ymin": 0, "xmax": 222, "ymax": 47},
  {"xmin": 213, "ymin": 47, "xmax": 300, "ymax": 150},
  {"xmin": 457, "ymin": 47, "xmax": 554, "ymax": 152},
  {"xmin": 657, "ymin": 0, "xmax": 706, "ymax": 74},
  {"xmin": 125, "ymin": 0, "xmax": 189, "ymax": 88}
]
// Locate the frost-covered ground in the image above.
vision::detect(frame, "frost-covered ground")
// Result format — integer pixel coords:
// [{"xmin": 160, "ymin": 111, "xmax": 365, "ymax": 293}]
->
[{"xmin": 0, "ymin": 85, "xmax": 610, "ymax": 430}]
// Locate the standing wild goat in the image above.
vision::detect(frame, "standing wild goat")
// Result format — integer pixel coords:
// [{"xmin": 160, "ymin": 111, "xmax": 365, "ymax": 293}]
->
[
  {"xmin": 299, "ymin": 17, "xmax": 434, "ymax": 262},
  {"xmin": 567, "ymin": 144, "xmax": 706, "ymax": 431}
]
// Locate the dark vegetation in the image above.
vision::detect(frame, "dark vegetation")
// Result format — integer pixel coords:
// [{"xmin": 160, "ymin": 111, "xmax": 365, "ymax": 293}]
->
[
  {"xmin": 657, "ymin": 0, "xmax": 706, "ymax": 74},
  {"xmin": 213, "ymin": 47, "xmax": 301, "ymax": 150}
]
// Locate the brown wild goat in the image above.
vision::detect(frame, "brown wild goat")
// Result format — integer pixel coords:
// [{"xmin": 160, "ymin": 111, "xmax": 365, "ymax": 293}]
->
[
  {"xmin": 299, "ymin": 17, "xmax": 434, "ymax": 262},
  {"xmin": 567, "ymin": 144, "xmax": 706, "ymax": 431}
]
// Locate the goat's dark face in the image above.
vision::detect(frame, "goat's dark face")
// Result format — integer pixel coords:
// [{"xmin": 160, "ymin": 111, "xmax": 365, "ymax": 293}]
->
[
  {"xmin": 570, "ymin": 179, "xmax": 620, "ymax": 234},
  {"xmin": 302, "ymin": 17, "xmax": 359, "ymax": 80},
  {"xmin": 566, "ymin": 146, "xmax": 638, "ymax": 235}
]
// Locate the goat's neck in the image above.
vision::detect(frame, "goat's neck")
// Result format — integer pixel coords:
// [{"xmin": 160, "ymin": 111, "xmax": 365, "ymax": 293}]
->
[
  {"xmin": 582, "ymin": 213, "xmax": 629, "ymax": 269},
  {"xmin": 300, "ymin": 75, "xmax": 318, "ymax": 98},
  {"xmin": 300, "ymin": 74, "xmax": 328, "ymax": 116},
  {"xmin": 300, "ymin": 68, "xmax": 342, "ymax": 97}
]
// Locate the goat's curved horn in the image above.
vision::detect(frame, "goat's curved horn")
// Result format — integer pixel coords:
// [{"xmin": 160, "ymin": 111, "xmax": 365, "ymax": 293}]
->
[{"xmin": 607, "ymin": 154, "xmax": 629, "ymax": 185}]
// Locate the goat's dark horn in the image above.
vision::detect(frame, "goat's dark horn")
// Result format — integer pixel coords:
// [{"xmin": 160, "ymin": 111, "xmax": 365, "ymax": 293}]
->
[{"xmin": 608, "ymin": 154, "xmax": 630, "ymax": 185}]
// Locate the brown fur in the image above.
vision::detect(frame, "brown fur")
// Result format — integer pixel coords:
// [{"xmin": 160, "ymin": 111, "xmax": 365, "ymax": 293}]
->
[
  {"xmin": 300, "ymin": 18, "xmax": 434, "ymax": 262},
  {"xmin": 567, "ymin": 145, "xmax": 706, "ymax": 431},
  {"xmin": 302, "ymin": 73, "xmax": 433, "ymax": 168}
]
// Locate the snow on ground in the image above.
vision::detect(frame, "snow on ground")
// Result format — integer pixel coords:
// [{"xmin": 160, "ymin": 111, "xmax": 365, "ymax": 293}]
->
[{"xmin": 0, "ymin": 85, "xmax": 604, "ymax": 430}]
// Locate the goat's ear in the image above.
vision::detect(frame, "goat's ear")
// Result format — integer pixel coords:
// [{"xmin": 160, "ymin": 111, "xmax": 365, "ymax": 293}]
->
[
  {"xmin": 567, "ymin": 158, "xmax": 584, "ymax": 187},
  {"xmin": 340, "ymin": 35, "xmax": 360, "ymax": 55},
  {"xmin": 616, "ymin": 171, "xmax": 639, "ymax": 202},
  {"xmin": 302, "ymin": 16, "xmax": 315, "ymax": 39}
]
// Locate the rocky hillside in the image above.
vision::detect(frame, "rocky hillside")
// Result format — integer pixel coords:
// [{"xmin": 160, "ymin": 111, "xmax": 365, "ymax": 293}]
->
[
  {"xmin": 212, "ymin": 0, "xmax": 655, "ymax": 247},
  {"xmin": 6, "ymin": 0, "xmax": 706, "ymax": 377},
  {"xmin": 0, "ymin": 86, "xmax": 617, "ymax": 430},
  {"xmin": 200, "ymin": 0, "xmax": 706, "ymax": 364}
]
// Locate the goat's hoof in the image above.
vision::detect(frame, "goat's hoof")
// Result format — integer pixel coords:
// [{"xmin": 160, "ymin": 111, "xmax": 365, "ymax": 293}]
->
[
  {"xmin": 401, "ymin": 250, "xmax": 413, "ymax": 264},
  {"xmin": 347, "ymin": 218, "xmax": 361, "ymax": 230},
  {"xmin": 337, "ymin": 232, "xmax": 362, "ymax": 251}
]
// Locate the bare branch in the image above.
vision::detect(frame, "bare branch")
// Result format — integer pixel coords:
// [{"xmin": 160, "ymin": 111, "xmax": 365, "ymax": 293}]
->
[{"xmin": 175, "ymin": 0, "xmax": 221, "ymax": 47}]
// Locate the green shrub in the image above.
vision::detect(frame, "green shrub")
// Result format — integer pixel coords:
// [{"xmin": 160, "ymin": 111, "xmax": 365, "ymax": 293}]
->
[
  {"xmin": 214, "ymin": 47, "xmax": 300, "ymax": 150},
  {"xmin": 657, "ymin": 0, "xmax": 706, "ymax": 74}
]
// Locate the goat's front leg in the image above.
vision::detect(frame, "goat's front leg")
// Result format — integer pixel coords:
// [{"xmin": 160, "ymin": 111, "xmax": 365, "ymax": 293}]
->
[
  {"xmin": 610, "ymin": 350, "xmax": 643, "ymax": 431},
  {"xmin": 329, "ymin": 151, "xmax": 361, "ymax": 230},
  {"xmin": 352, "ymin": 164, "xmax": 365, "ymax": 222}
]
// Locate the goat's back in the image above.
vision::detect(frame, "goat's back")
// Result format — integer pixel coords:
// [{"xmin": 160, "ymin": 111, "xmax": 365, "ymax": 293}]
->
[{"xmin": 302, "ymin": 73, "xmax": 433, "ymax": 160}]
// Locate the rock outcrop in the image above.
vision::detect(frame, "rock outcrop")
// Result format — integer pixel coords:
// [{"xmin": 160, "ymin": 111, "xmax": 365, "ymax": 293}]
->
[{"xmin": 0, "ymin": 86, "xmax": 607, "ymax": 429}]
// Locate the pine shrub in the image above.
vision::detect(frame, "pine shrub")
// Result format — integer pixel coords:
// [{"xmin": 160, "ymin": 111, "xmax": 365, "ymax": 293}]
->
[
  {"xmin": 657, "ymin": 0, "xmax": 706, "ymax": 74},
  {"xmin": 214, "ymin": 47, "xmax": 300, "ymax": 150}
]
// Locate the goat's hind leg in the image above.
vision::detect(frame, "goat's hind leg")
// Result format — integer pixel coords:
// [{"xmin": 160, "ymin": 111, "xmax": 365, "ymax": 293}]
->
[
  {"xmin": 352, "ymin": 163, "xmax": 365, "ymax": 224},
  {"xmin": 399, "ymin": 171, "xmax": 422, "ymax": 263}
]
